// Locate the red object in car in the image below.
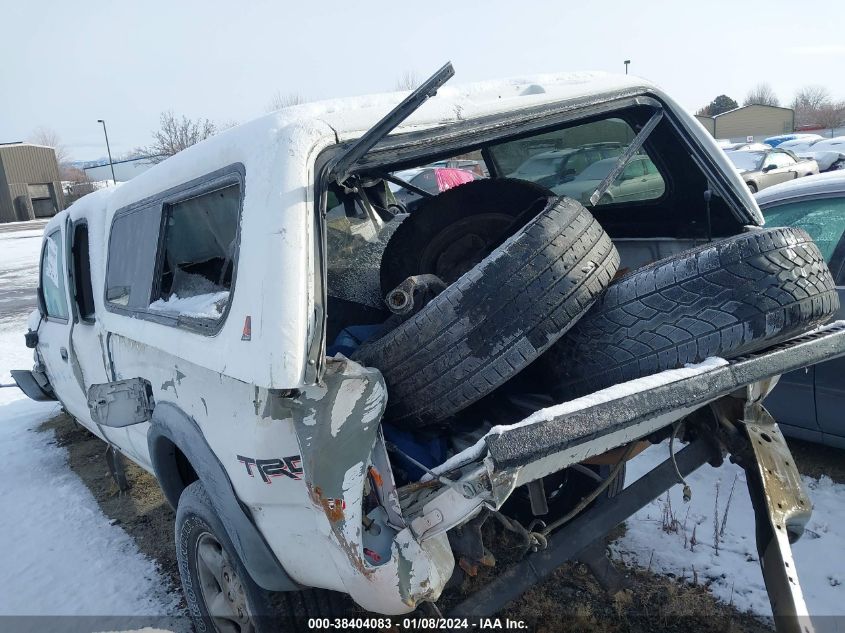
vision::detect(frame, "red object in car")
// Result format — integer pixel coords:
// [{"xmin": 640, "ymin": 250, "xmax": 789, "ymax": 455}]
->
[{"xmin": 434, "ymin": 167, "xmax": 475, "ymax": 192}]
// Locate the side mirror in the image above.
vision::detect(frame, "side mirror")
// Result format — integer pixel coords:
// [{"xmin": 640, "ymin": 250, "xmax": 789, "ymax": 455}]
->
[{"xmin": 763, "ymin": 164, "xmax": 777, "ymax": 173}]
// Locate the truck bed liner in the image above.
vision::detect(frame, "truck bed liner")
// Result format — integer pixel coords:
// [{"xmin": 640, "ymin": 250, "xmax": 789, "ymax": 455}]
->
[{"xmin": 486, "ymin": 322, "xmax": 845, "ymax": 470}]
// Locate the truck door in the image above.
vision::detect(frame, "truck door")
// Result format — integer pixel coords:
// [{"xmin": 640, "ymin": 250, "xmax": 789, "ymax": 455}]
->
[
  {"xmin": 36, "ymin": 222, "xmax": 89, "ymax": 422},
  {"xmin": 815, "ymin": 227, "xmax": 845, "ymax": 444}
]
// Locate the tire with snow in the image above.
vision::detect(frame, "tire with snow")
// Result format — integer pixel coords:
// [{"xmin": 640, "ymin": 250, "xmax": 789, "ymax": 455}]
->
[
  {"xmin": 353, "ymin": 196, "xmax": 620, "ymax": 427},
  {"xmin": 176, "ymin": 481, "xmax": 349, "ymax": 633},
  {"xmin": 538, "ymin": 227, "xmax": 839, "ymax": 400}
]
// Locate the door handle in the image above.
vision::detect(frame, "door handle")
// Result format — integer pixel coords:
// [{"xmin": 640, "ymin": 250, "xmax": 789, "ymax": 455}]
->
[{"xmin": 60, "ymin": 347, "xmax": 68, "ymax": 362}]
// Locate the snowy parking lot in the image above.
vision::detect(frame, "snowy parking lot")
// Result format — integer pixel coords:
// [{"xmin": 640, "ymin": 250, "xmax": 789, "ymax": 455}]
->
[
  {"xmin": 0, "ymin": 223, "xmax": 184, "ymax": 629},
  {"xmin": 1, "ymin": 220, "xmax": 844, "ymax": 628}
]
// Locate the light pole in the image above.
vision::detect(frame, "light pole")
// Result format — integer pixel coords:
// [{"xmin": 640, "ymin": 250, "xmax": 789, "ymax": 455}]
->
[
  {"xmin": 97, "ymin": 119, "xmax": 117, "ymax": 185},
  {"xmin": 624, "ymin": 60, "xmax": 631, "ymax": 75}
]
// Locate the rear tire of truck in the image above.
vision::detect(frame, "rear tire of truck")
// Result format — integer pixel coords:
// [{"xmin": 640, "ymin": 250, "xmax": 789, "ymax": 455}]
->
[
  {"xmin": 176, "ymin": 481, "xmax": 349, "ymax": 633},
  {"xmin": 353, "ymin": 196, "xmax": 620, "ymax": 427},
  {"xmin": 539, "ymin": 227, "xmax": 839, "ymax": 400}
]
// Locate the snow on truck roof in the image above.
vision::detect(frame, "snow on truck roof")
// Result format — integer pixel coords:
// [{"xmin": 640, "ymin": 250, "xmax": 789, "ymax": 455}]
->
[{"xmin": 57, "ymin": 71, "xmax": 658, "ymax": 225}]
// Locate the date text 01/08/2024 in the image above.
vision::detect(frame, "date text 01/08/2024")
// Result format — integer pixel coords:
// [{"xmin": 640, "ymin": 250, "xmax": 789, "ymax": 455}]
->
[{"xmin": 306, "ymin": 618, "xmax": 529, "ymax": 629}]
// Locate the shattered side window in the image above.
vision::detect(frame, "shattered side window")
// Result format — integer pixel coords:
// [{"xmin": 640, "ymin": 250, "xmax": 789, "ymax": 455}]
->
[
  {"xmin": 149, "ymin": 183, "xmax": 240, "ymax": 323},
  {"xmin": 326, "ymin": 185, "xmax": 401, "ymax": 310}
]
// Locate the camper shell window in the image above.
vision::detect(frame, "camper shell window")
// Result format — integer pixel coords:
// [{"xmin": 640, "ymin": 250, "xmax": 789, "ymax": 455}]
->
[{"xmin": 104, "ymin": 164, "xmax": 244, "ymax": 333}]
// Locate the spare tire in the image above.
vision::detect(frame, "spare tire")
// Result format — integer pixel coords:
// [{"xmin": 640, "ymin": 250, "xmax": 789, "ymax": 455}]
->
[
  {"xmin": 353, "ymin": 196, "xmax": 619, "ymax": 427},
  {"xmin": 538, "ymin": 227, "xmax": 839, "ymax": 400},
  {"xmin": 380, "ymin": 178, "xmax": 555, "ymax": 294}
]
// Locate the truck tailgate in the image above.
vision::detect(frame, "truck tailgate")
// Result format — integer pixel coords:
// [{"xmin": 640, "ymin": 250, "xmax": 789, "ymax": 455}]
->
[{"xmin": 488, "ymin": 322, "xmax": 845, "ymax": 474}]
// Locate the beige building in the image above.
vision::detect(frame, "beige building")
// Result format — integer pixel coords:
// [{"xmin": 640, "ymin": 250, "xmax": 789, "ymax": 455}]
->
[
  {"xmin": 695, "ymin": 104, "xmax": 794, "ymax": 141},
  {"xmin": 0, "ymin": 142, "xmax": 65, "ymax": 223}
]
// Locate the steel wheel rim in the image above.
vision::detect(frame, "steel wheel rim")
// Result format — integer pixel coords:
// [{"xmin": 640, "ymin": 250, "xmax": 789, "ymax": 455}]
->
[
  {"xmin": 195, "ymin": 532, "xmax": 253, "ymax": 633},
  {"xmin": 418, "ymin": 212, "xmax": 515, "ymax": 283}
]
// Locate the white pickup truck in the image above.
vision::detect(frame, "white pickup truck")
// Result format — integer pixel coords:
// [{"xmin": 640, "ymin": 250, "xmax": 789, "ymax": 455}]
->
[{"xmin": 12, "ymin": 64, "xmax": 844, "ymax": 633}]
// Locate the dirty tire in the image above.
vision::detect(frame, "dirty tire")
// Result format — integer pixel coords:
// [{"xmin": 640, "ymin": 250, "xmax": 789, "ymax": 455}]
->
[
  {"xmin": 540, "ymin": 227, "xmax": 839, "ymax": 400},
  {"xmin": 380, "ymin": 178, "xmax": 555, "ymax": 293},
  {"xmin": 176, "ymin": 481, "xmax": 349, "ymax": 633},
  {"xmin": 353, "ymin": 196, "xmax": 620, "ymax": 427}
]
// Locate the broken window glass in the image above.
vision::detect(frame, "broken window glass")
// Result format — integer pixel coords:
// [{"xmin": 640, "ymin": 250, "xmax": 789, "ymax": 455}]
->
[{"xmin": 149, "ymin": 183, "xmax": 240, "ymax": 322}]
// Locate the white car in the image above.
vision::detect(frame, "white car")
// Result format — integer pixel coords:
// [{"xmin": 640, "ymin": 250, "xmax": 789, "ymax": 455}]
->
[{"xmin": 11, "ymin": 64, "xmax": 845, "ymax": 632}]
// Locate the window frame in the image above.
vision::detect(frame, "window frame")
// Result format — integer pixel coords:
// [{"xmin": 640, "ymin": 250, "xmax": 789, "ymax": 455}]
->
[
  {"xmin": 104, "ymin": 163, "xmax": 245, "ymax": 336},
  {"xmin": 70, "ymin": 219, "xmax": 96, "ymax": 324},
  {"xmin": 482, "ymin": 111, "xmax": 671, "ymax": 209},
  {"xmin": 39, "ymin": 227, "xmax": 70, "ymax": 323}
]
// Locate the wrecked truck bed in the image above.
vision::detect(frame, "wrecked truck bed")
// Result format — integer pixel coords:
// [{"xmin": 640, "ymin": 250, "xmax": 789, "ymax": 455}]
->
[{"xmin": 398, "ymin": 322, "xmax": 845, "ymax": 629}]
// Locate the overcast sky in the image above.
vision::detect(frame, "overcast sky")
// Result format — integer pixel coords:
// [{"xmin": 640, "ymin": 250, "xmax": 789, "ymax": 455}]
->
[{"xmin": 2, "ymin": 0, "xmax": 844, "ymax": 161}]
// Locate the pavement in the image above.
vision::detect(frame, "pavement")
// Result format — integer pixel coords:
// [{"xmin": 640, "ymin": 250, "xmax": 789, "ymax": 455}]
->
[{"xmin": 0, "ymin": 220, "xmax": 46, "ymax": 328}]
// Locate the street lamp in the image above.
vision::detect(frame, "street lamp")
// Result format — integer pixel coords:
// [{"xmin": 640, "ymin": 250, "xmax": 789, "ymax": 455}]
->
[
  {"xmin": 97, "ymin": 119, "xmax": 117, "ymax": 185},
  {"xmin": 624, "ymin": 60, "xmax": 631, "ymax": 75}
]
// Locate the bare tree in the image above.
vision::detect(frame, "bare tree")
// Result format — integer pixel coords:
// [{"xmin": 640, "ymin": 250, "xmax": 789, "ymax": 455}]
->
[
  {"xmin": 791, "ymin": 85, "xmax": 845, "ymax": 130},
  {"xmin": 815, "ymin": 102, "xmax": 845, "ymax": 133},
  {"xmin": 792, "ymin": 85, "xmax": 831, "ymax": 112},
  {"xmin": 395, "ymin": 70, "xmax": 419, "ymax": 91},
  {"xmin": 743, "ymin": 83, "xmax": 780, "ymax": 107},
  {"xmin": 140, "ymin": 111, "xmax": 217, "ymax": 163},
  {"xmin": 266, "ymin": 92, "xmax": 308, "ymax": 112},
  {"xmin": 30, "ymin": 127, "xmax": 70, "ymax": 165}
]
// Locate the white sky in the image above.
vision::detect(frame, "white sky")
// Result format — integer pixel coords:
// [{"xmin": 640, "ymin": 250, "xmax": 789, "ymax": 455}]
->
[{"xmin": 2, "ymin": 0, "xmax": 844, "ymax": 161}]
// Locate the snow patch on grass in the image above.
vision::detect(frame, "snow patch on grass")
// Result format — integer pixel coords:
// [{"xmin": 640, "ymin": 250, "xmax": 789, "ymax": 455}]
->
[{"xmin": 612, "ymin": 441, "xmax": 845, "ymax": 617}]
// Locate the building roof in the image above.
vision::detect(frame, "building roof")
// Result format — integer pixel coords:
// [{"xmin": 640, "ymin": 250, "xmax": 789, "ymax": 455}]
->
[
  {"xmin": 0, "ymin": 141, "xmax": 55, "ymax": 150},
  {"xmin": 710, "ymin": 104, "xmax": 794, "ymax": 119}
]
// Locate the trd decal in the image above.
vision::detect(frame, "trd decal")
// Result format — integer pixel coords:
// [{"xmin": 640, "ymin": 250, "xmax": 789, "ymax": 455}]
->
[{"xmin": 237, "ymin": 454, "xmax": 303, "ymax": 483}]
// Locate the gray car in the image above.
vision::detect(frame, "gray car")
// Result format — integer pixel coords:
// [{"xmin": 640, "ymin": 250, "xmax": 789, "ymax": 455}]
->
[
  {"xmin": 756, "ymin": 171, "xmax": 845, "ymax": 448},
  {"xmin": 551, "ymin": 155, "xmax": 665, "ymax": 205},
  {"xmin": 727, "ymin": 148, "xmax": 819, "ymax": 193}
]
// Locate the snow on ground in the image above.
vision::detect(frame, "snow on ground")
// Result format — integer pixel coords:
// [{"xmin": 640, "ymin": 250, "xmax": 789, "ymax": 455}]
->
[
  {"xmin": 0, "ymin": 224, "xmax": 185, "ymax": 627},
  {"xmin": 612, "ymin": 441, "xmax": 845, "ymax": 619}
]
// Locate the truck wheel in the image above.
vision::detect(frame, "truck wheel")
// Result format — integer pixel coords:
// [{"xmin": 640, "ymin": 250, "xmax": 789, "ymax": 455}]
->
[
  {"xmin": 380, "ymin": 178, "xmax": 555, "ymax": 294},
  {"xmin": 539, "ymin": 227, "xmax": 839, "ymax": 400},
  {"xmin": 176, "ymin": 481, "xmax": 348, "ymax": 633},
  {"xmin": 353, "ymin": 196, "xmax": 620, "ymax": 427}
]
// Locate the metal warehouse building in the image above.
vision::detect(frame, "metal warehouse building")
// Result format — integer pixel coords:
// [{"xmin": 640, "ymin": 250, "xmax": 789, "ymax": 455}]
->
[
  {"xmin": 0, "ymin": 142, "xmax": 65, "ymax": 223},
  {"xmin": 695, "ymin": 104, "xmax": 795, "ymax": 141}
]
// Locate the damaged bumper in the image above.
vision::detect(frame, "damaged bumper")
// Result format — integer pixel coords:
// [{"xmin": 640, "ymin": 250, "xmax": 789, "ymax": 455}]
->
[{"xmin": 289, "ymin": 324, "xmax": 845, "ymax": 619}]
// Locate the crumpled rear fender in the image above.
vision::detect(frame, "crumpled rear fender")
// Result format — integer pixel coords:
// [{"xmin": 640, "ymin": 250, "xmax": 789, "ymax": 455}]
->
[{"xmin": 291, "ymin": 357, "xmax": 454, "ymax": 614}]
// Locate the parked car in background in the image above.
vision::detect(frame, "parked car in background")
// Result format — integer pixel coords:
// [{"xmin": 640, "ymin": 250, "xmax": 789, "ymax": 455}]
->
[
  {"xmin": 507, "ymin": 143, "xmax": 624, "ymax": 189},
  {"xmin": 726, "ymin": 148, "xmax": 819, "ymax": 192},
  {"xmin": 756, "ymin": 171, "xmax": 845, "ymax": 448},
  {"xmin": 719, "ymin": 142, "xmax": 771, "ymax": 151},
  {"xmin": 551, "ymin": 154, "xmax": 664, "ymax": 204},
  {"xmin": 813, "ymin": 136, "xmax": 845, "ymax": 151},
  {"xmin": 764, "ymin": 133, "xmax": 823, "ymax": 147},
  {"xmin": 390, "ymin": 166, "xmax": 478, "ymax": 212},
  {"xmin": 779, "ymin": 136, "xmax": 845, "ymax": 173}
]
